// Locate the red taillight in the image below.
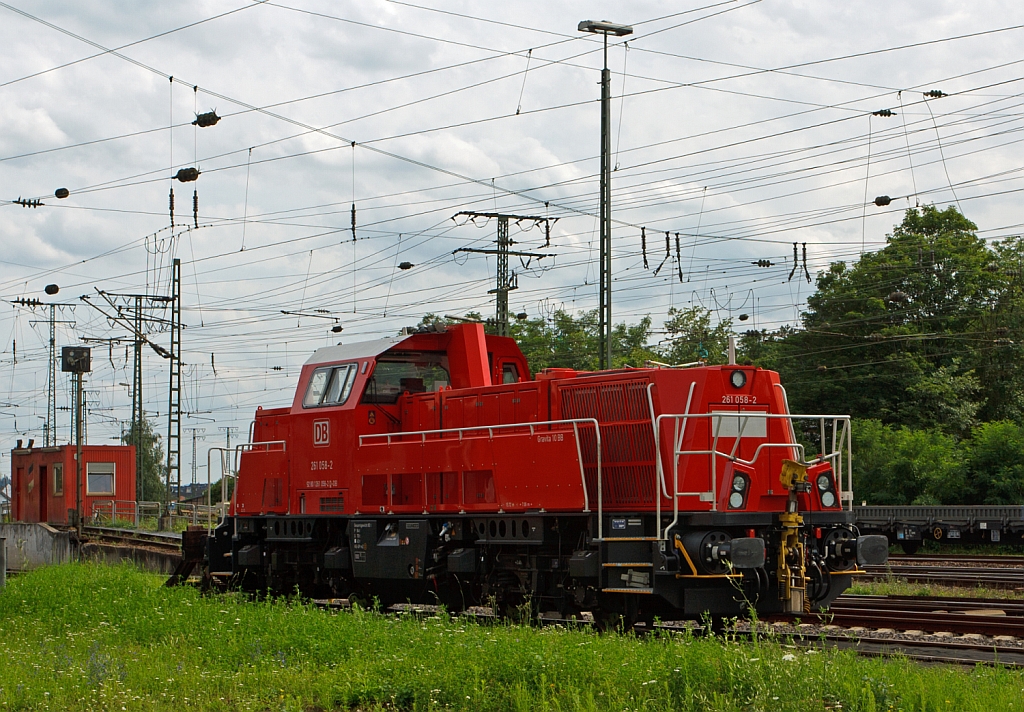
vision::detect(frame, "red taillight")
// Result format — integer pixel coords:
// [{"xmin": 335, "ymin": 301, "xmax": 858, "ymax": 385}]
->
[
  {"xmin": 815, "ymin": 527, "xmax": 822, "ymax": 539},
  {"xmin": 747, "ymin": 528, "xmax": 756, "ymax": 538}
]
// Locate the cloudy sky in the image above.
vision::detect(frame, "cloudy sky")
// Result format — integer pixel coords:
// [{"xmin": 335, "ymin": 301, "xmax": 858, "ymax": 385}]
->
[{"xmin": 2, "ymin": 0, "xmax": 1023, "ymax": 485}]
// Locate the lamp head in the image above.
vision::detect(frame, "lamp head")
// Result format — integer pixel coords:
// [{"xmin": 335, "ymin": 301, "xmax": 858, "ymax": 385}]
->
[{"xmin": 578, "ymin": 20, "xmax": 633, "ymax": 36}]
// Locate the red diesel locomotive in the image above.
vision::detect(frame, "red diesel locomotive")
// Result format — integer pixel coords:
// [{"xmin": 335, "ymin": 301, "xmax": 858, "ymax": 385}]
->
[{"xmin": 195, "ymin": 322, "xmax": 886, "ymax": 623}]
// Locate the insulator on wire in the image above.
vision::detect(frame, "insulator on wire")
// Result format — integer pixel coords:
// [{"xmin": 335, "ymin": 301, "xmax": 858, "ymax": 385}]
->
[
  {"xmin": 641, "ymin": 227, "xmax": 648, "ymax": 269},
  {"xmin": 192, "ymin": 110, "xmax": 221, "ymax": 127},
  {"xmin": 169, "ymin": 188, "xmax": 175, "ymax": 226},
  {"xmin": 653, "ymin": 231, "xmax": 670, "ymax": 276},
  {"xmin": 803, "ymin": 243, "xmax": 811, "ymax": 283},
  {"xmin": 874, "ymin": 195, "xmax": 892, "ymax": 206},
  {"xmin": 13, "ymin": 197, "xmax": 42, "ymax": 208},
  {"xmin": 351, "ymin": 204, "xmax": 356, "ymax": 242},
  {"xmin": 544, "ymin": 219, "xmax": 551, "ymax": 248},
  {"xmin": 174, "ymin": 167, "xmax": 200, "ymax": 183},
  {"xmin": 788, "ymin": 242, "xmax": 798, "ymax": 281},
  {"xmin": 675, "ymin": 233, "xmax": 683, "ymax": 283},
  {"xmin": 872, "ymin": 109, "xmax": 895, "ymax": 117},
  {"xmin": 193, "ymin": 189, "xmax": 198, "ymax": 228},
  {"xmin": 753, "ymin": 259, "xmax": 774, "ymax": 268},
  {"xmin": 54, "ymin": 188, "xmax": 70, "ymax": 199},
  {"xmin": 924, "ymin": 89, "xmax": 947, "ymax": 98}
]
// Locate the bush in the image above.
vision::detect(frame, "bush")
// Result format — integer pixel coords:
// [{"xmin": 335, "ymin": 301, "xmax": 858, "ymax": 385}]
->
[
  {"xmin": 853, "ymin": 419, "xmax": 960, "ymax": 505},
  {"xmin": 853, "ymin": 419, "xmax": 1024, "ymax": 505}
]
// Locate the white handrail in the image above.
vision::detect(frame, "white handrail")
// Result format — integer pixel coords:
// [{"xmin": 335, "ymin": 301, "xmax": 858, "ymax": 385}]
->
[
  {"xmin": 359, "ymin": 419, "xmax": 602, "ymax": 535},
  {"xmin": 655, "ymin": 411, "xmax": 853, "ymax": 540}
]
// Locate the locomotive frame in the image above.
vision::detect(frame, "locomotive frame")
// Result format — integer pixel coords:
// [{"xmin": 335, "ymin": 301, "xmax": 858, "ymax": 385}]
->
[{"xmin": 186, "ymin": 323, "xmax": 887, "ymax": 624}]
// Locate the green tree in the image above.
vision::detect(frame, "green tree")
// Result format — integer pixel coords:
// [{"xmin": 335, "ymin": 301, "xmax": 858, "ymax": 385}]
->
[
  {"xmin": 121, "ymin": 418, "xmax": 166, "ymax": 503},
  {"xmin": 957, "ymin": 421, "xmax": 1024, "ymax": 505},
  {"xmin": 509, "ymin": 309, "xmax": 657, "ymax": 374},
  {"xmin": 776, "ymin": 206, "xmax": 1008, "ymax": 433},
  {"xmin": 661, "ymin": 306, "xmax": 733, "ymax": 365}
]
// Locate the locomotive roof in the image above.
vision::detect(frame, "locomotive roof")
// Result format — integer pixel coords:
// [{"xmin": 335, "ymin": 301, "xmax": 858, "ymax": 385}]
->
[{"xmin": 304, "ymin": 335, "xmax": 406, "ymax": 366}]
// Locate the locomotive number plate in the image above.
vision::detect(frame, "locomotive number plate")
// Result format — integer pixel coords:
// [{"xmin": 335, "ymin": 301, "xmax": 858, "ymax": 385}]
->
[
  {"xmin": 721, "ymin": 395, "xmax": 757, "ymax": 404},
  {"xmin": 310, "ymin": 460, "xmax": 334, "ymax": 471}
]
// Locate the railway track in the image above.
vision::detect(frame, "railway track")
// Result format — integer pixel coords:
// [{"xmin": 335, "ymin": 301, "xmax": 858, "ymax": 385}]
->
[
  {"xmin": 80, "ymin": 526, "xmax": 183, "ymax": 554},
  {"xmin": 887, "ymin": 554, "xmax": 1024, "ymax": 567},
  {"xmin": 863, "ymin": 554, "xmax": 1024, "ymax": 588},
  {"xmin": 316, "ymin": 593, "xmax": 1024, "ymax": 667}
]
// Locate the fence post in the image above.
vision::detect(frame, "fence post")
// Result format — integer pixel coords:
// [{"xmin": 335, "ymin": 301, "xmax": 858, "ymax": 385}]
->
[{"xmin": 1, "ymin": 537, "xmax": 6, "ymax": 590}]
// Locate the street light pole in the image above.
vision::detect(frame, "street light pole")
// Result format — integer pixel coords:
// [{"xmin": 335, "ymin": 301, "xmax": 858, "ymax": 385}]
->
[{"xmin": 578, "ymin": 19, "xmax": 632, "ymax": 370}]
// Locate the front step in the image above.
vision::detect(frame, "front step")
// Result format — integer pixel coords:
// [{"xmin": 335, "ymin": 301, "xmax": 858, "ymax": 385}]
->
[
  {"xmin": 599, "ymin": 517, "xmax": 660, "ymax": 594},
  {"xmin": 602, "ymin": 562, "xmax": 653, "ymax": 568},
  {"xmin": 601, "ymin": 587, "xmax": 654, "ymax": 595},
  {"xmin": 597, "ymin": 537, "xmax": 660, "ymax": 542}
]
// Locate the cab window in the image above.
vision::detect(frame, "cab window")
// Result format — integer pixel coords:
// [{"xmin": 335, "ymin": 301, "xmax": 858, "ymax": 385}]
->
[
  {"xmin": 362, "ymin": 352, "xmax": 450, "ymax": 404},
  {"xmin": 502, "ymin": 362, "xmax": 519, "ymax": 384},
  {"xmin": 303, "ymin": 364, "xmax": 357, "ymax": 407}
]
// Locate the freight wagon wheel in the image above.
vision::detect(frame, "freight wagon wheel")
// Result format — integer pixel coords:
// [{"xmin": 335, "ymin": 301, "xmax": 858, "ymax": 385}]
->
[{"xmin": 900, "ymin": 540, "xmax": 921, "ymax": 555}]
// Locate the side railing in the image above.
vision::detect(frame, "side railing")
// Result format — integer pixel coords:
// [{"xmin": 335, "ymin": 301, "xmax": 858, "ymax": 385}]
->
[
  {"xmin": 655, "ymin": 412, "xmax": 853, "ymax": 540},
  {"xmin": 360, "ymin": 418, "xmax": 604, "ymax": 536},
  {"xmin": 90, "ymin": 499, "xmax": 165, "ymax": 529}
]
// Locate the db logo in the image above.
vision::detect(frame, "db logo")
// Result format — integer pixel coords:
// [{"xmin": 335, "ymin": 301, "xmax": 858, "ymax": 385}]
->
[{"xmin": 313, "ymin": 419, "xmax": 330, "ymax": 447}]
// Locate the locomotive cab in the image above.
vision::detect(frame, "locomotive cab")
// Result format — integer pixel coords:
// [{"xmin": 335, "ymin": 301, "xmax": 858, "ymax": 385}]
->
[{"xmin": 206, "ymin": 322, "xmax": 886, "ymax": 623}]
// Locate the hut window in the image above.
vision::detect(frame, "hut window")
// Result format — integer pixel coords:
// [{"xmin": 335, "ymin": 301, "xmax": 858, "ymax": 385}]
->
[{"xmin": 86, "ymin": 462, "xmax": 115, "ymax": 495}]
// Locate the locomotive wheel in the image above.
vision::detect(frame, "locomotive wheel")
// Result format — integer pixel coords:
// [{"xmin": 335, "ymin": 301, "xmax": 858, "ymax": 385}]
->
[{"xmin": 592, "ymin": 593, "xmax": 649, "ymax": 633}]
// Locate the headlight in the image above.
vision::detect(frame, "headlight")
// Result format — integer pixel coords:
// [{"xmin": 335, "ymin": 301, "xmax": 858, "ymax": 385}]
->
[
  {"xmin": 729, "ymin": 491, "xmax": 745, "ymax": 508},
  {"xmin": 821, "ymin": 491, "xmax": 836, "ymax": 508},
  {"xmin": 729, "ymin": 370, "xmax": 747, "ymax": 388},
  {"xmin": 732, "ymin": 476, "xmax": 746, "ymax": 492},
  {"xmin": 817, "ymin": 474, "xmax": 831, "ymax": 491}
]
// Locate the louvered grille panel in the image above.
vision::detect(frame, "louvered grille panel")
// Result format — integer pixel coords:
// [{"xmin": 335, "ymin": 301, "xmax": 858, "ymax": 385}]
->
[
  {"xmin": 560, "ymin": 379, "xmax": 656, "ymax": 507},
  {"xmin": 319, "ymin": 496, "xmax": 345, "ymax": 513}
]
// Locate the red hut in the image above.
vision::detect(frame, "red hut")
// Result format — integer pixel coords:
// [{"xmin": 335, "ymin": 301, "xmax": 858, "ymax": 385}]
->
[{"xmin": 10, "ymin": 443, "xmax": 136, "ymax": 525}]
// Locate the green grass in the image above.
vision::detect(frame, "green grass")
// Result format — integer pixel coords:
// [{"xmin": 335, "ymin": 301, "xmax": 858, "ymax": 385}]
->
[{"xmin": 2, "ymin": 565, "xmax": 1024, "ymax": 711}]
